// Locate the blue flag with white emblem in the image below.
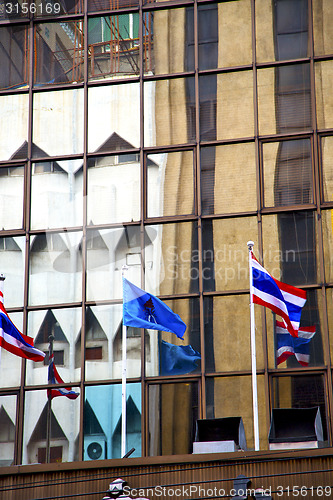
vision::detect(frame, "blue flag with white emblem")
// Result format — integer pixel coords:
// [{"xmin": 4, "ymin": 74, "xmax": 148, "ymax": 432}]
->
[
  {"xmin": 160, "ymin": 340, "xmax": 201, "ymax": 375},
  {"xmin": 123, "ymin": 278, "xmax": 186, "ymax": 339}
]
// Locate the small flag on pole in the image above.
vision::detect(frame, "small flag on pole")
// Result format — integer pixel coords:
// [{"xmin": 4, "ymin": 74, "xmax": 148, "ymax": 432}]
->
[
  {"xmin": 159, "ymin": 340, "xmax": 201, "ymax": 375},
  {"xmin": 123, "ymin": 278, "xmax": 186, "ymax": 339},
  {"xmin": 0, "ymin": 282, "xmax": 45, "ymax": 362},
  {"xmin": 250, "ymin": 251, "xmax": 306, "ymax": 337},
  {"xmin": 276, "ymin": 320, "xmax": 315, "ymax": 366},
  {"xmin": 48, "ymin": 354, "xmax": 79, "ymax": 400}
]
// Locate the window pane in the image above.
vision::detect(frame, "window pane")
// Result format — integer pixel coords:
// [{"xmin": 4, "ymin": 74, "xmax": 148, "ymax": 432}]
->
[
  {"xmin": 271, "ymin": 375, "xmax": 327, "ymax": 442},
  {"xmin": 84, "ymin": 304, "xmax": 141, "ymax": 381},
  {"xmin": 33, "ymin": 89, "xmax": 84, "ymax": 157},
  {"xmin": 0, "ymin": 94, "xmax": 29, "ymax": 161},
  {"xmin": 87, "ymin": 154, "xmax": 140, "ymax": 225},
  {"xmin": 34, "ymin": 0, "xmax": 82, "ymax": 16},
  {"xmin": 321, "ymin": 137, "xmax": 333, "ymax": 203},
  {"xmin": 29, "ymin": 231, "xmax": 82, "ymax": 306},
  {"xmin": 315, "ymin": 61, "xmax": 333, "ymax": 130},
  {"xmin": 147, "ymin": 150, "xmax": 194, "ymax": 218},
  {"xmin": 262, "ymin": 212, "xmax": 318, "ymax": 286},
  {"xmin": 204, "ymin": 296, "xmax": 263, "ymax": 373},
  {"xmin": 148, "ymin": 382, "xmax": 198, "ymax": 456},
  {"xmin": 26, "ymin": 308, "xmax": 81, "ymax": 385},
  {"xmin": 23, "ymin": 389, "xmax": 80, "ymax": 464},
  {"xmin": 258, "ymin": 65, "xmax": 311, "ymax": 136},
  {"xmin": 145, "ymin": 222, "xmax": 199, "ymax": 296},
  {"xmin": 150, "ymin": 7, "xmax": 193, "ymax": 76},
  {"xmin": 327, "ymin": 289, "xmax": 333, "ymax": 363},
  {"xmin": 313, "ymin": 1, "xmax": 333, "ymax": 56},
  {"xmin": 0, "ymin": 237, "xmax": 25, "ymax": 307},
  {"xmin": 0, "ymin": 25, "xmax": 29, "ymax": 90},
  {"xmin": 144, "ymin": 77, "xmax": 195, "ymax": 147},
  {"xmin": 263, "ymin": 139, "xmax": 313, "ymax": 207},
  {"xmin": 31, "ymin": 159, "xmax": 83, "ymax": 230},
  {"xmin": 34, "ymin": 22, "xmax": 84, "ymax": 86},
  {"xmin": 146, "ymin": 298, "xmax": 200, "ymax": 377},
  {"xmin": 200, "ymin": 144, "xmax": 257, "ymax": 215},
  {"xmin": 88, "ymin": 0, "xmax": 139, "ymax": 12},
  {"xmin": 0, "ymin": 395, "xmax": 17, "ymax": 466},
  {"xmin": 88, "ymin": 83, "xmax": 139, "ymax": 152},
  {"xmin": 267, "ymin": 290, "xmax": 325, "ymax": 369},
  {"xmin": 322, "ymin": 210, "xmax": 333, "ymax": 283},
  {"xmin": 84, "ymin": 383, "xmax": 141, "ymax": 460},
  {"xmin": 0, "ymin": 163, "xmax": 25, "ymax": 229},
  {"xmin": 88, "ymin": 14, "xmax": 140, "ymax": 81},
  {"xmin": 0, "ymin": 313, "xmax": 23, "ymax": 388},
  {"xmin": 206, "ymin": 376, "xmax": 267, "ymax": 451},
  {"xmin": 202, "ymin": 217, "xmax": 259, "ymax": 293},
  {"xmin": 200, "ymin": 72, "xmax": 254, "ymax": 142},
  {"xmin": 256, "ymin": 0, "xmax": 309, "ymax": 63}
]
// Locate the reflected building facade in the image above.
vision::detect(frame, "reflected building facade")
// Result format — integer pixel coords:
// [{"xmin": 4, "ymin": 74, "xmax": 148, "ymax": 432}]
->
[{"xmin": 0, "ymin": 0, "xmax": 333, "ymax": 468}]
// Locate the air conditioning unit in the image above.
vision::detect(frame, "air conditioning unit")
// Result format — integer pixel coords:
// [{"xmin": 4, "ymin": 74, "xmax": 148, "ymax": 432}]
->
[{"xmin": 84, "ymin": 435, "xmax": 107, "ymax": 461}]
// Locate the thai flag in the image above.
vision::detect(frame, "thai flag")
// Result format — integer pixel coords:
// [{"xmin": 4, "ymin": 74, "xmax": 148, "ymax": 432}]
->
[
  {"xmin": 250, "ymin": 252, "xmax": 307, "ymax": 337},
  {"xmin": 276, "ymin": 320, "xmax": 316, "ymax": 366},
  {"xmin": 48, "ymin": 354, "xmax": 79, "ymax": 400},
  {"xmin": 0, "ymin": 287, "xmax": 45, "ymax": 362}
]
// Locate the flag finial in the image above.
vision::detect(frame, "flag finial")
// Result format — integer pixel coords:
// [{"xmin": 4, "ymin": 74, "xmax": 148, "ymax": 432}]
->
[
  {"xmin": 247, "ymin": 241, "xmax": 254, "ymax": 251},
  {"xmin": 0, "ymin": 274, "xmax": 5, "ymax": 281}
]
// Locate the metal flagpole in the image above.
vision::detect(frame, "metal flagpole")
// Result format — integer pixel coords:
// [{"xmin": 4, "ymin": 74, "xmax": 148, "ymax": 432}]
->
[
  {"xmin": 46, "ymin": 334, "xmax": 54, "ymax": 463},
  {"xmin": 0, "ymin": 275, "xmax": 6, "ymax": 368},
  {"xmin": 247, "ymin": 241, "xmax": 260, "ymax": 451},
  {"xmin": 121, "ymin": 265, "xmax": 128, "ymax": 458}
]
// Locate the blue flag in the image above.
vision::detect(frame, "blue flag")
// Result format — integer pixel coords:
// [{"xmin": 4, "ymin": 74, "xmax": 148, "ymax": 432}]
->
[
  {"xmin": 123, "ymin": 278, "xmax": 186, "ymax": 339},
  {"xmin": 160, "ymin": 340, "xmax": 201, "ymax": 375}
]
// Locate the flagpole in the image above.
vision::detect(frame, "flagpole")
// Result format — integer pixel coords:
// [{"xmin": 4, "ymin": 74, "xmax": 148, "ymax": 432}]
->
[
  {"xmin": 247, "ymin": 241, "xmax": 260, "ymax": 451},
  {"xmin": 46, "ymin": 334, "xmax": 54, "ymax": 463},
  {"xmin": 0, "ymin": 275, "xmax": 5, "ymax": 368},
  {"xmin": 121, "ymin": 265, "xmax": 128, "ymax": 458}
]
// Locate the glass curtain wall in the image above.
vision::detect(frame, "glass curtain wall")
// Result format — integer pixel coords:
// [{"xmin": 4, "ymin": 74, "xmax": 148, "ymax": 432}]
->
[{"xmin": 0, "ymin": 0, "xmax": 333, "ymax": 464}]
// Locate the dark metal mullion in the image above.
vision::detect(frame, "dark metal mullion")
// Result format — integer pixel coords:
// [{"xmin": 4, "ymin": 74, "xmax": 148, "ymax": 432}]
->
[
  {"xmin": 78, "ymin": 0, "xmax": 89, "ymax": 463},
  {"xmin": 308, "ymin": 0, "xmax": 333, "ymax": 446}
]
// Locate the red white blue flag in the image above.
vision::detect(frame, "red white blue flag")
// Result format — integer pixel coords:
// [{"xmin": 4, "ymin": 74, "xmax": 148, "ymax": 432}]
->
[
  {"xmin": 0, "ymin": 286, "xmax": 45, "ymax": 362},
  {"xmin": 276, "ymin": 320, "xmax": 315, "ymax": 366},
  {"xmin": 48, "ymin": 354, "xmax": 79, "ymax": 400},
  {"xmin": 250, "ymin": 252, "xmax": 307, "ymax": 337}
]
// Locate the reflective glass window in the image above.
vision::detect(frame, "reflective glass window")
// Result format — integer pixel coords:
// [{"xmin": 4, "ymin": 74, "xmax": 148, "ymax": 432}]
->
[
  {"xmin": 144, "ymin": 222, "xmax": 199, "ymax": 296},
  {"xmin": 327, "ymin": 289, "xmax": 333, "ymax": 362},
  {"xmin": 315, "ymin": 61, "xmax": 333, "ymax": 131},
  {"xmin": 321, "ymin": 136, "xmax": 333, "ymax": 203},
  {"xmin": 0, "ymin": 313, "xmax": 23, "ymax": 388},
  {"xmin": 34, "ymin": 0, "xmax": 82, "ymax": 16},
  {"xmin": 31, "ymin": 159, "xmax": 83, "ymax": 230},
  {"xmin": 200, "ymin": 144, "xmax": 257, "ymax": 216},
  {"xmin": 313, "ymin": 1, "xmax": 333, "ymax": 56},
  {"xmin": 271, "ymin": 375, "xmax": 327, "ymax": 442},
  {"xmin": 147, "ymin": 150, "xmax": 194, "ymax": 218},
  {"xmin": 257, "ymin": 64, "xmax": 311, "ymax": 136},
  {"xmin": 148, "ymin": 382, "xmax": 198, "ymax": 456},
  {"xmin": 144, "ymin": 77, "xmax": 195, "ymax": 147},
  {"xmin": 84, "ymin": 383, "xmax": 141, "ymax": 460},
  {"xmin": 33, "ymin": 89, "xmax": 84, "ymax": 157},
  {"xmin": 0, "ymin": 237, "xmax": 25, "ymax": 307},
  {"xmin": 145, "ymin": 298, "xmax": 200, "ymax": 377},
  {"xmin": 23, "ymin": 389, "xmax": 80, "ymax": 464},
  {"xmin": 199, "ymin": 72, "xmax": 254, "ymax": 142},
  {"xmin": 88, "ymin": 83, "xmax": 140, "ymax": 152},
  {"xmin": 29, "ymin": 231, "xmax": 82, "ymax": 306},
  {"xmin": 88, "ymin": 14, "xmax": 140, "ymax": 81},
  {"xmin": 0, "ymin": 395, "xmax": 17, "ymax": 466},
  {"xmin": 204, "ymin": 296, "xmax": 263, "ymax": 373},
  {"xmin": 34, "ymin": 22, "xmax": 84, "ymax": 86},
  {"xmin": 262, "ymin": 139, "xmax": 313, "ymax": 208},
  {"xmin": 0, "ymin": 25, "xmax": 29, "ymax": 90},
  {"xmin": 0, "ymin": 94, "xmax": 29, "ymax": 162},
  {"xmin": 206, "ymin": 376, "xmax": 267, "ymax": 450},
  {"xmin": 87, "ymin": 154, "xmax": 140, "ymax": 225},
  {"xmin": 202, "ymin": 217, "xmax": 259, "ymax": 293},
  {"xmin": 26, "ymin": 308, "xmax": 81, "ymax": 385},
  {"xmin": 266, "ymin": 290, "xmax": 325, "ymax": 369},
  {"xmin": 88, "ymin": 0, "xmax": 139, "ymax": 12},
  {"xmin": 0, "ymin": 163, "xmax": 25, "ymax": 230},
  {"xmin": 322, "ymin": 210, "xmax": 333, "ymax": 284},
  {"xmin": 262, "ymin": 212, "xmax": 318, "ymax": 286}
]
